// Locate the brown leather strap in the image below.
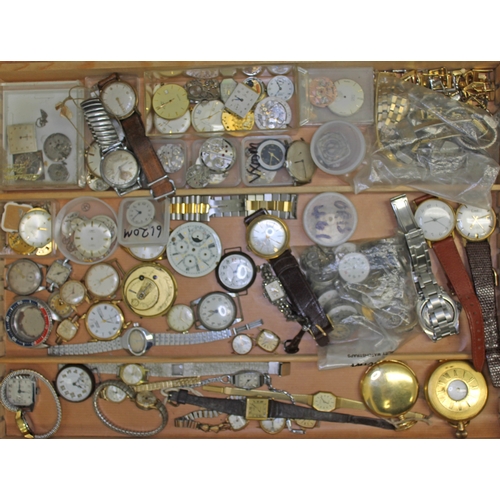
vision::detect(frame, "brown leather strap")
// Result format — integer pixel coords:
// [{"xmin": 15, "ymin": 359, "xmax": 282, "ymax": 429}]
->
[
  {"xmin": 465, "ymin": 240, "xmax": 500, "ymax": 386},
  {"xmin": 97, "ymin": 73, "xmax": 119, "ymax": 90},
  {"xmin": 432, "ymin": 236, "xmax": 485, "ymax": 371},
  {"xmin": 120, "ymin": 113, "xmax": 176, "ymax": 200},
  {"xmin": 269, "ymin": 249, "xmax": 332, "ymax": 347}
]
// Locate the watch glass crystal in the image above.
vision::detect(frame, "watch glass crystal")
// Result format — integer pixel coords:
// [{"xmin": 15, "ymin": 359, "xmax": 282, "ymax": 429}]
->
[{"xmin": 216, "ymin": 251, "xmax": 257, "ymax": 293}]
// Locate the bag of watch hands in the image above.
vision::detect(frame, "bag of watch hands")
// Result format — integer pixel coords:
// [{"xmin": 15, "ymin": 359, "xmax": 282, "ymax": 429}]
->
[
  {"xmin": 297, "ymin": 235, "xmax": 420, "ymax": 370},
  {"xmin": 347, "ymin": 74, "xmax": 500, "ymax": 210}
]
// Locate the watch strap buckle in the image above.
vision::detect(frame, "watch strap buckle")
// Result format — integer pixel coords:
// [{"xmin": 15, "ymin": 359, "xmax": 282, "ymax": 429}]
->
[{"xmin": 147, "ymin": 174, "xmax": 176, "ymax": 200}]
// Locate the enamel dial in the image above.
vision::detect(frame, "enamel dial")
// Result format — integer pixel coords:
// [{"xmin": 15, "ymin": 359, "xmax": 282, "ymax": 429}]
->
[
  {"xmin": 84, "ymin": 302, "xmax": 125, "ymax": 341},
  {"xmin": 455, "ymin": 204, "xmax": 496, "ymax": 241},
  {"xmin": 125, "ymin": 199, "xmax": 156, "ymax": 228},
  {"xmin": 215, "ymin": 251, "xmax": 257, "ymax": 293},
  {"xmin": 55, "ymin": 364, "xmax": 95, "ymax": 403},
  {"xmin": 84, "ymin": 262, "xmax": 120, "ymax": 299},
  {"xmin": 56, "ymin": 317, "xmax": 79, "ymax": 342},
  {"xmin": 73, "ymin": 219, "xmax": 112, "ymax": 259},
  {"xmin": 166, "ymin": 304, "xmax": 195, "ymax": 332},
  {"xmin": 152, "ymin": 84, "xmax": 190, "ymax": 120},
  {"xmin": 197, "ymin": 291, "xmax": 237, "ymax": 330},
  {"xmin": 328, "ymin": 79, "xmax": 365, "ymax": 116},
  {"xmin": 267, "ymin": 75, "xmax": 295, "ymax": 101},
  {"xmin": 167, "ymin": 222, "xmax": 222, "ymax": 278},
  {"xmin": 6, "ymin": 259, "xmax": 44, "ymax": 295},
  {"xmin": 18, "ymin": 208, "xmax": 52, "ymax": 248},
  {"xmin": 100, "ymin": 80, "xmax": 138, "ymax": 119},
  {"xmin": 100, "ymin": 149, "xmax": 140, "ymax": 190},
  {"xmin": 338, "ymin": 252, "xmax": 370, "ymax": 283},
  {"xmin": 246, "ymin": 215, "xmax": 289, "ymax": 259},
  {"xmin": 414, "ymin": 199, "xmax": 455, "ymax": 241},
  {"xmin": 192, "ymin": 100, "xmax": 225, "ymax": 133}
]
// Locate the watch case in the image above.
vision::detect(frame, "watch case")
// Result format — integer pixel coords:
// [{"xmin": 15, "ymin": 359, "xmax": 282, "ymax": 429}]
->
[
  {"xmin": 297, "ymin": 66, "xmax": 374, "ymax": 126},
  {"xmin": 0, "ymin": 80, "xmax": 86, "ymax": 190}
]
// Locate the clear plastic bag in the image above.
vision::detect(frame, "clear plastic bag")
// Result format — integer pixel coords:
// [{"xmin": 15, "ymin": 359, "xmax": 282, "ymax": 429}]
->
[
  {"xmin": 349, "ymin": 74, "xmax": 500, "ymax": 209},
  {"xmin": 297, "ymin": 235, "xmax": 419, "ymax": 370}
]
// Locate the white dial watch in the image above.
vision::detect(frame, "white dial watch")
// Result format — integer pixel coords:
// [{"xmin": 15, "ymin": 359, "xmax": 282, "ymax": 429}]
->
[
  {"xmin": 84, "ymin": 261, "xmax": 121, "ymax": 299},
  {"xmin": 125, "ymin": 198, "xmax": 156, "ymax": 227},
  {"xmin": 192, "ymin": 100, "xmax": 225, "ymax": 133},
  {"xmin": 328, "ymin": 79, "xmax": 365, "ymax": 117},
  {"xmin": 18, "ymin": 208, "xmax": 52, "ymax": 248},
  {"xmin": 84, "ymin": 301, "xmax": 127, "ymax": 341},
  {"xmin": 267, "ymin": 76, "xmax": 294, "ymax": 101},
  {"xmin": 414, "ymin": 198, "xmax": 455, "ymax": 241},
  {"xmin": 166, "ymin": 304, "xmax": 195, "ymax": 333}
]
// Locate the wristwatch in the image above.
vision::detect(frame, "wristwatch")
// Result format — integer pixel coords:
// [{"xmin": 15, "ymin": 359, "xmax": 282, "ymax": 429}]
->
[
  {"xmin": 167, "ymin": 390, "xmax": 397, "ymax": 431},
  {"xmin": 95, "ymin": 73, "xmax": 176, "ymax": 201},
  {"xmin": 455, "ymin": 203, "xmax": 500, "ymax": 386},
  {"xmin": 5, "ymin": 258, "xmax": 46, "ymax": 295},
  {"xmin": 260, "ymin": 263, "xmax": 299, "ymax": 321},
  {"xmin": 244, "ymin": 209, "xmax": 333, "ymax": 349},
  {"xmin": 390, "ymin": 194, "xmax": 460, "ymax": 342},
  {"xmin": 413, "ymin": 195, "xmax": 485, "ymax": 371},
  {"xmin": 45, "ymin": 258, "xmax": 72, "ymax": 292}
]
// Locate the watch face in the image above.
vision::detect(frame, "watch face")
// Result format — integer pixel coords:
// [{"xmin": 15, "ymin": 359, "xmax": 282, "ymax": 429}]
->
[
  {"xmin": 338, "ymin": 252, "xmax": 370, "ymax": 283},
  {"xmin": 231, "ymin": 333, "xmax": 253, "ymax": 355},
  {"xmin": 254, "ymin": 97, "xmax": 292, "ymax": 129},
  {"xmin": 101, "ymin": 80, "xmax": 138, "ymax": 119},
  {"xmin": 224, "ymin": 82, "xmax": 260, "ymax": 118},
  {"xmin": 56, "ymin": 318, "xmax": 79, "ymax": 342},
  {"xmin": 455, "ymin": 204, "xmax": 496, "ymax": 241},
  {"xmin": 247, "ymin": 215, "xmax": 289, "ymax": 259},
  {"xmin": 167, "ymin": 222, "xmax": 222, "ymax": 278},
  {"xmin": 48, "ymin": 291, "xmax": 73, "ymax": 319},
  {"xmin": 414, "ymin": 199, "xmax": 455, "ymax": 241},
  {"xmin": 43, "ymin": 132, "xmax": 72, "ymax": 161},
  {"xmin": 220, "ymin": 78, "xmax": 238, "ymax": 103},
  {"xmin": 84, "ymin": 262, "xmax": 120, "ymax": 299},
  {"xmin": 264, "ymin": 279, "xmax": 286, "ymax": 302},
  {"xmin": 18, "ymin": 208, "xmax": 52, "ymax": 248},
  {"xmin": 84, "ymin": 302, "xmax": 124, "ymax": 341},
  {"xmin": 228, "ymin": 414, "xmax": 248, "ymax": 431},
  {"xmin": 216, "ymin": 251, "xmax": 257, "ymax": 293},
  {"xmin": 6, "ymin": 259, "xmax": 43, "ymax": 295},
  {"xmin": 102, "ymin": 384, "xmax": 127, "ymax": 403},
  {"xmin": 166, "ymin": 304, "xmax": 195, "ymax": 332},
  {"xmin": 101, "ymin": 149, "xmax": 140, "ymax": 189},
  {"xmin": 73, "ymin": 220, "xmax": 112, "ymax": 259},
  {"xmin": 192, "ymin": 100, "xmax": 225, "ymax": 132},
  {"xmin": 311, "ymin": 391, "xmax": 337, "ymax": 412},
  {"xmin": 85, "ymin": 142, "xmax": 102, "ymax": 177},
  {"xmin": 328, "ymin": 79, "xmax": 364, "ymax": 116},
  {"xmin": 46, "ymin": 260, "xmax": 72, "ymax": 288},
  {"xmin": 257, "ymin": 140, "xmax": 286, "ymax": 171},
  {"xmin": 7, "ymin": 124, "xmax": 37, "ymax": 154},
  {"xmin": 59, "ymin": 279, "xmax": 86, "ymax": 307},
  {"xmin": 259, "ymin": 418, "xmax": 286, "ymax": 434},
  {"xmin": 152, "ymin": 84, "xmax": 190, "ymax": 120},
  {"xmin": 125, "ymin": 199, "xmax": 156, "ymax": 228},
  {"xmin": 124, "ymin": 327, "xmax": 151, "ymax": 356},
  {"xmin": 285, "ymin": 140, "xmax": 316, "ymax": 184},
  {"xmin": 126, "ymin": 244, "xmax": 166, "ymax": 262},
  {"xmin": 153, "ymin": 110, "xmax": 191, "ymax": 135},
  {"xmin": 267, "ymin": 76, "xmax": 295, "ymax": 101},
  {"xmin": 197, "ymin": 291, "xmax": 237, "ymax": 331},
  {"xmin": 232, "ymin": 370, "xmax": 265, "ymax": 390},
  {"xmin": 135, "ymin": 391, "xmax": 158, "ymax": 410},
  {"xmin": 2, "ymin": 375, "xmax": 37, "ymax": 409},
  {"xmin": 55, "ymin": 364, "xmax": 95, "ymax": 403},
  {"xmin": 255, "ymin": 329, "xmax": 280, "ymax": 353},
  {"xmin": 119, "ymin": 363, "xmax": 146, "ymax": 385}
]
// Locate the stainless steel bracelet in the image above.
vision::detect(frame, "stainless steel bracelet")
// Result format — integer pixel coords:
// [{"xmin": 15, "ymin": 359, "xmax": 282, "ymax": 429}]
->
[
  {"xmin": 390, "ymin": 194, "xmax": 459, "ymax": 341},
  {"xmin": 170, "ymin": 193, "xmax": 297, "ymax": 221},
  {"xmin": 153, "ymin": 330, "xmax": 233, "ymax": 346},
  {"xmin": 80, "ymin": 98, "xmax": 121, "ymax": 151}
]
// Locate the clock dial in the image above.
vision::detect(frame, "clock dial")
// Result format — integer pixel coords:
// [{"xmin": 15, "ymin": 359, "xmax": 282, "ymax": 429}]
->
[
  {"xmin": 197, "ymin": 291, "xmax": 237, "ymax": 331},
  {"xmin": 100, "ymin": 80, "xmax": 137, "ymax": 119},
  {"xmin": 455, "ymin": 204, "xmax": 496, "ymax": 241},
  {"xmin": 55, "ymin": 364, "xmax": 95, "ymax": 403},
  {"xmin": 414, "ymin": 199, "xmax": 455, "ymax": 241}
]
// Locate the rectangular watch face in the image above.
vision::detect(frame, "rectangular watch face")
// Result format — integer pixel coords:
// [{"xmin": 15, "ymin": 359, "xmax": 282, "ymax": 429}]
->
[
  {"xmin": 245, "ymin": 398, "xmax": 269, "ymax": 420},
  {"xmin": 224, "ymin": 83, "xmax": 260, "ymax": 118}
]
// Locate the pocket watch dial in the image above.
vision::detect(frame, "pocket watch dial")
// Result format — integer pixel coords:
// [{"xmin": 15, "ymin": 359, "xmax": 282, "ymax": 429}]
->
[
  {"xmin": 18, "ymin": 208, "xmax": 52, "ymax": 248},
  {"xmin": 100, "ymin": 80, "xmax": 137, "ymax": 119},
  {"xmin": 197, "ymin": 291, "xmax": 237, "ymax": 331},
  {"xmin": 328, "ymin": 79, "xmax": 365, "ymax": 117},
  {"xmin": 101, "ymin": 149, "xmax": 140, "ymax": 189},
  {"xmin": 55, "ymin": 364, "xmax": 95, "ymax": 403},
  {"xmin": 247, "ymin": 215, "xmax": 289, "ymax": 259},
  {"xmin": 167, "ymin": 222, "xmax": 222, "ymax": 278},
  {"xmin": 166, "ymin": 304, "xmax": 195, "ymax": 332},
  {"xmin": 85, "ymin": 302, "xmax": 124, "ymax": 341},
  {"xmin": 216, "ymin": 251, "xmax": 257, "ymax": 293},
  {"xmin": 231, "ymin": 333, "xmax": 253, "ymax": 355},
  {"xmin": 152, "ymin": 84, "xmax": 190, "ymax": 120},
  {"xmin": 414, "ymin": 199, "xmax": 455, "ymax": 241},
  {"xmin": 455, "ymin": 204, "xmax": 496, "ymax": 241},
  {"xmin": 6, "ymin": 259, "xmax": 43, "ymax": 295},
  {"xmin": 84, "ymin": 262, "xmax": 120, "ymax": 299}
]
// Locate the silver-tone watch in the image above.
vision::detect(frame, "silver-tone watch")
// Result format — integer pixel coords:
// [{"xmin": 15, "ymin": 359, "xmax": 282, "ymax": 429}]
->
[
  {"xmin": 390, "ymin": 194, "xmax": 460, "ymax": 341},
  {"xmin": 260, "ymin": 263, "xmax": 299, "ymax": 322},
  {"xmin": 169, "ymin": 193, "xmax": 298, "ymax": 222}
]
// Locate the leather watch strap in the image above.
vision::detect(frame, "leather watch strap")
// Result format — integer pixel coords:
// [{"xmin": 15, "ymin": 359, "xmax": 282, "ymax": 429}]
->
[
  {"xmin": 465, "ymin": 240, "xmax": 500, "ymax": 386},
  {"xmin": 269, "ymin": 249, "xmax": 332, "ymax": 347},
  {"xmin": 432, "ymin": 237, "xmax": 485, "ymax": 372},
  {"xmin": 169, "ymin": 390, "xmax": 396, "ymax": 431}
]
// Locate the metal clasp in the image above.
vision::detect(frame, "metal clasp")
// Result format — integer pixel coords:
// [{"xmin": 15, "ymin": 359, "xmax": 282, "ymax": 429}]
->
[{"xmin": 148, "ymin": 174, "xmax": 176, "ymax": 200}]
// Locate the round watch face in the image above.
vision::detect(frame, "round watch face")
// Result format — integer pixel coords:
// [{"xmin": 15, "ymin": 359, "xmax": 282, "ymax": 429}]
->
[
  {"xmin": 125, "ymin": 199, "xmax": 156, "ymax": 228},
  {"xmin": 6, "ymin": 259, "xmax": 43, "ymax": 295},
  {"xmin": 60, "ymin": 279, "xmax": 87, "ymax": 307},
  {"xmin": 285, "ymin": 140, "xmax": 316, "ymax": 184},
  {"xmin": 48, "ymin": 291, "xmax": 73, "ymax": 319},
  {"xmin": 328, "ymin": 79, "xmax": 365, "ymax": 116},
  {"xmin": 414, "ymin": 199, "xmax": 455, "ymax": 241},
  {"xmin": 101, "ymin": 149, "xmax": 140, "ymax": 189},
  {"xmin": 259, "ymin": 418, "xmax": 286, "ymax": 434},
  {"xmin": 84, "ymin": 262, "xmax": 120, "ymax": 299},
  {"xmin": 119, "ymin": 363, "xmax": 146, "ymax": 385},
  {"xmin": 102, "ymin": 384, "xmax": 127, "ymax": 403},
  {"xmin": 55, "ymin": 364, "xmax": 95, "ymax": 403},
  {"xmin": 255, "ymin": 329, "xmax": 280, "ymax": 353},
  {"xmin": 84, "ymin": 302, "xmax": 125, "ymax": 341},
  {"xmin": 197, "ymin": 291, "xmax": 237, "ymax": 331},
  {"xmin": 246, "ymin": 215, "xmax": 289, "ymax": 259},
  {"xmin": 152, "ymin": 84, "xmax": 190, "ymax": 120},
  {"xmin": 267, "ymin": 75, "xmax": 294, "ymax": 101},
  {"xmin": 18, "ymin": 208, "xmax": 52, "ymax": 248},
  {"xmin": 43, "ymin": 132, "xmax": 72, "ymax": 161},
  {"xmin": 455, "ymin": 204, "xmax": 496, "ymax": 241},
  {"xmin": 215, "ymin": 251, "xmax": 257, "ymax": 293},
  {"xmin": 338, "ymin": 252, "xmax": 370, "ymax": 283},
  {"xmin": 135, "ymin": 391, "xmax": 158, "ymax": 410},
  {"xmin": 257, "ymin": 140, "xmax": 286, "ymax": 171},
  {"xmin": 166, "ymin": 304, "xmax": 195, "ymax": 332},
  {"xmin": 192, "ymin": 100, "xmax": 225, "ymax": 133},
  {"xmin": 153, "ymin": 110, "xmax": 191, "ymax": 135},
  {"xmin": 126, "ymin": 244, "xmax": 166, "ymax": 262},
  {"xmin": 167, "ymin": 222, "xmax": 222, "ymax": 278},
  {"xmin": 231, "ymin": 333, "xmax": 253, "ymax": 355},
  {"xmin": 73, "ymin": 220, "xmax": 112, "ymax": 259},
  {"xmin": 100, "ymin": 80, "xmax": 137, "ymax": 119}
]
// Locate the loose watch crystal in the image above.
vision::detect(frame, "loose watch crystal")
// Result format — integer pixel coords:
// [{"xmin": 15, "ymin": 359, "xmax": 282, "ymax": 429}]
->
[{"xmin": 55, "ymin": 364, "xmax": 95, "ymax": 403}]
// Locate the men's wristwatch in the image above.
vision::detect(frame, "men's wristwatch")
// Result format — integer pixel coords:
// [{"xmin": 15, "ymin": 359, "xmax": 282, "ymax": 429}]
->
[
  {"xmin": 390, "ymin": 194, "xmax": 460, "ymax": 342},
  {"xmin": 95, "ymin": 73, "xmax": 176, "ymax": 200},
  {"xmin": 455, "ymin": 203, "xmax": 500, "ymax": 386},
  {"xmin": 413, "ymin": 195, "xmax": 485, "ymax": 371},
  {"xmin": 244, "ymin": 208, "xmax": 334, "ymax": 351},
  {"xmin": 167, "ymin": 390, "xmax": 397, "ymax": 431}
]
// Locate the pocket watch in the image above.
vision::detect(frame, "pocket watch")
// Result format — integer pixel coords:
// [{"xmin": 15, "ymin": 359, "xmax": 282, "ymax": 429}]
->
[
  {"xmin": 119, "ymin": 363, "xmax": 149, "ymax": 386},
  {"xmin": 267, "ymin": 76, "xmax": 294, "ymax": 101},
  {"xmin": 85, "ymin": 141, "xmax": 102, "ymax": 178},
  {"xmin": 254, "ymin": 97, "xmax": 292, "ymax": 129},
  {"xmin": 414, "ymin": 198, "xmax": 456, "ymax": 241},
  {"xmin": 246, "ymin": 213, "xmax": 290, "ymax": 259},
  {"xmin": 100, "ymin": 148, "xmax": 142, "ymax": 195},
  {"xmin": 18, "ymin": 208, "xmax": 52, "ymax": 248},
  {"xmin": 55, "ymin": 364, "xmax": 96, "ymax": 403},
  {"xmin": 192, "ymin": 100, "xmax": 225, "ymax": 133},
  {"xmin": 55, "ymin": 315, "xmax": 81, "ymax": 343},
  {"xmin": 46, "ymin": 258, "xmax": 72, "ymax": 291},
  {"xmin": 215, "ymin": 250, "xmax": 257, "ymax": 293},
  {"xmin": 5, "ymin": 297, "xmax": 55, "ymax": 348},
  {"xmin": 166, "ymin": 303, "xmax": 195, "ymax": 332},
  {"xmin": 59, "ymin": 279, "xmax": 88, "ymax": 307},
  {"xmin": 122, "ymin": 262, "xmax": 177, "ymax": 317},
  {"xmin": 125, "ymin": 243, "xmax": 166, "ymax": 262},
  {"xmin": 285, "ymin": 139, "xmax": 316, "ymax": 185},
  {"xmin": 157, "ymin": 143, "xmax": 186, "ymax": 173},
  {"xmin": 43, "ymin": 132, "xmax": 72, "ymax": 161},
  {"xmin": 257, "ymin": 139, "xmax": 287, "ymax": 171},
  {"xmin": 338, "ymin": 252, "xmax": 371, "ymax": 283},
  {"xmin": 255, "ymin": 329, "xmax": 280, "ymax": 353},
  {"xmin": 328, "ymin": 79, "xmax": 365, "ymax": 117},
  {"xmin": 231, "ymin": 333, "xmax": 254, "ymax": 355},
  {"xmin": 167, "ymin": 222, "xmax": 223, "ymax": 278},
  {"xmin": 5, "ymin": 258, "xmax": 45, "ymax": 295},
  {"xmin": 152, "ymin": 83, "xmax": 190, "ymax": 120},
  {"xmin": 259, "ymin": 417, "xmax": 286, "ymax": 434},
  {"xmin": 83, "ymin": 301, "xmax": 127, "ymax": 341},
  {"xmin": 425, "ymin": 360, "xmax": 488, "ymax": 438},
  {"xmin": 83, "ymin": 261, "xmax": 121, "ymax": 300},
  {"xmin": 192, "ymin": 291, "xmax": 238, "ymax": 331},
  {"xmin": 73, "ymin": 218, "xmax": 113, "ymax": 260},
  {"xmin": 153, "ymin": 111, "xmax": 191, "ymax": 135},
  {"xmin": 100, "ymin": 78, "xmax": 138, "ymax": 119}
]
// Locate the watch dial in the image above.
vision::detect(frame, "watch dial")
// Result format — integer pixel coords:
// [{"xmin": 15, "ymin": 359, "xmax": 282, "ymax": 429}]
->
[
  {"xmin": 120, "ymin": 363, "xmax": 145, "ymax": 385},
  {"xmin": 257, "ymin": 140, "xmax": 286, "ymax": 171},
  {"xmin": 3, "ymin": 376, "xmax": 36, "ymax": 408},
  {"xmin": 414, "ymin": 199, "xmax": 455, "ymax": 241},
  {"xmin": 101, "ymin": 149, "xmax": 140, "ymax": 189},
  {"xmin": 224, "ymin": 82, "xmax": 260, "ymax": 118},
  {"xmin": 247, "ymin": 216, "xmax": 289, "ymax": 258},
  {"xmin": 56, "ymin": 364, "xmax": 95, "ymax": 402},
  {"xmin": 73, "ymin": 220, "xmax": 112, "ymax": 259},
  {"xmin": 166, "ymin": 304, "xmax": 195, "ymax": 332},
  {"xmin": 153, "ymin": 110, "xmax": 191, "ymax": 135},
  {"xmin": 312, "ymin": 391, "xmax": 337, "ymax": 412},
  {"xmin": 192, "ymin": 100, "xmax": 225, "ymax": 132},
  {"xmin": 198, "ymin": 292, "xmax": 237, "ymax": 330},
  {"xmin": 84, "ymin": 262, "xmax": 120, "ymax": 299},
  {"xmin": 167, "ymin": 222, "xmax": 222, "ymax": 278},
  {"xmin": 216, "ymin": 251, "xmax": 256, "ymax": 293},
  {"xmin": 85, "ymin": 302, "xmax": 124, "ymax": 340},
  {"xmin": 455, "ymin": 204, "xmax": 496, "ymax": 241},
  {"xmin": 126, "ymin": 328, "xmax": 149, "ymax": 355},
  {"xmin": 152, "ymin": 84, "xmax": 190, "ymax": 120},
  {"xmin": 286, "ymin": 140, "xmax": 316, "ymax": 184},
  {"xmin": 232, "ymin": 370, "xmax": 264, "ymax": 390},
  {"xmin": 18, "ymin": 209, "xmax": 52, "ymax": 248},
  {"xmin": 7, "ymin": 259, "xmax": 43, "ymax": 295},
  {"xmin": 46, "ymin": 260, "xmax": 72, "ymax": 288},
  {"xmin": 85, "ymin": 142, "xmax": 102, "ymax": 177},
  {"xmin": 338, "ymin": 252, "xmax": 370, "ymax": 283},
  {"xmin": 56, "ymin": 318, "xmax": 79, "ymax": 342},
  {"xmin": 101, "ymin": 80, "xmax": 137, "ymax": 119},
  {"xmin": 259, "ymin": 418, "xmax": 286, "ymax": 434},
  {"xmin": 328, "ymin": 79, "xmax": 364, "ymax": 117},
  {"xmin": 231, "ymin": 333, "xmax": 253, "ymax": 355},
  {"xmin": 127, "ymin": 244, "xmax": 166, "ymax": 261},
  {"xmin": 264, "ymin": 279, "xmax": 286, "ymax": 302},
  {"xmin": 267, "ymin": 76, "xmax": 295, "ymax": 101},
  {"xmin": 60, "ymin": 279, "xmax": 87, "ymax": 306},
  {"xmin": 228, "ymin": 414, "xmax": 248, "ymax": 431},
  {"xmin": 125, "ymin": 199, "xmax": 156, "ymax": 228},
  {"xmin": 256, "ymin": 329, "xmax": 280, "ymax": 353}
]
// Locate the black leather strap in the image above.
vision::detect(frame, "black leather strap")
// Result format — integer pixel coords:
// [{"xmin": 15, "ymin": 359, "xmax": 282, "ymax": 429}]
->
[{"xmin": 169, "ymin": 390, "xmax": 397, "ymax": 431}]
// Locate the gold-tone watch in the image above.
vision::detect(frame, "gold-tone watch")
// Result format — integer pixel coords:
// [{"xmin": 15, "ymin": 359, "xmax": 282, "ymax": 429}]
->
[
  {"xmin": 245, "ymin": 212, "xmax": 290, "ymax": 260},
  {"xmin": 82, "ymin": 301, "xmax": 129, "ymax": 341},
  {"xmin": 425, "ymin": 360, "xmax": 488, "ymax": 438},
  {"xmin": 119, "ymin": 363, "xmax": 149, "ymax": 386},
  {"xmin": 55, "ymin": 315, "xmax": 81, "ymax": 344}
]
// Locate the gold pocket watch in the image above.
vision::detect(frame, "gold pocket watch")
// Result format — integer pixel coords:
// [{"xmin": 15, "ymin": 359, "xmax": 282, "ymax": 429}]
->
[{"xmin": 425, "ymin": 360, "xmax": 488, "ymax": 438}]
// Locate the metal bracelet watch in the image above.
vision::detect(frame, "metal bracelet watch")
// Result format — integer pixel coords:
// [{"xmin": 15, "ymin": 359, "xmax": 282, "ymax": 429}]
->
[
  {"xmin": 169, "ymin": 193, "xmax": 298, "ymax": 222},
  {"xmin": 0, "ymin": 369, "xmax": 62, "ymax": 439},
  {"xmin": 390, "ymin": 194, "xmax": 460, "ymax": 341}
]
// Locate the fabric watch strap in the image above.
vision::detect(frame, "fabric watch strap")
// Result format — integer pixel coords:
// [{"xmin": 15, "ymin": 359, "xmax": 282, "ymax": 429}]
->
[
  {"xmin": 169, "ymin": 390, "xmax": 396, "ymax": 431},
  {"xmin": 465, "ymin": 240, "xmax": 500, "ymax": 386},
  {"xmin": 432, "ymin": 237, "xmax": 485, "ymax": 372}
]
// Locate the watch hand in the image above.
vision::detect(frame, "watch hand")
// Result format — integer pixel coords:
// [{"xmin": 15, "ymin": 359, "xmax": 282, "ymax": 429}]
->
[
  {"xmin": 158, "ymin": 98, "xmax": 175, "ymax": 109},
  {"xmin": 99, "ymin": 273, "xmax": 115, "ymax": 284}
]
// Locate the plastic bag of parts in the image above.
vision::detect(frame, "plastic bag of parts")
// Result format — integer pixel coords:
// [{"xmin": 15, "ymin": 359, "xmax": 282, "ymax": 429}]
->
[
  {"xmin": 349, "ymin": 74, "xmax": 500, "ymax": 209},
  {"xmin": 297, "ymin": 236, "xmax": 419, "ymax": 370}
]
